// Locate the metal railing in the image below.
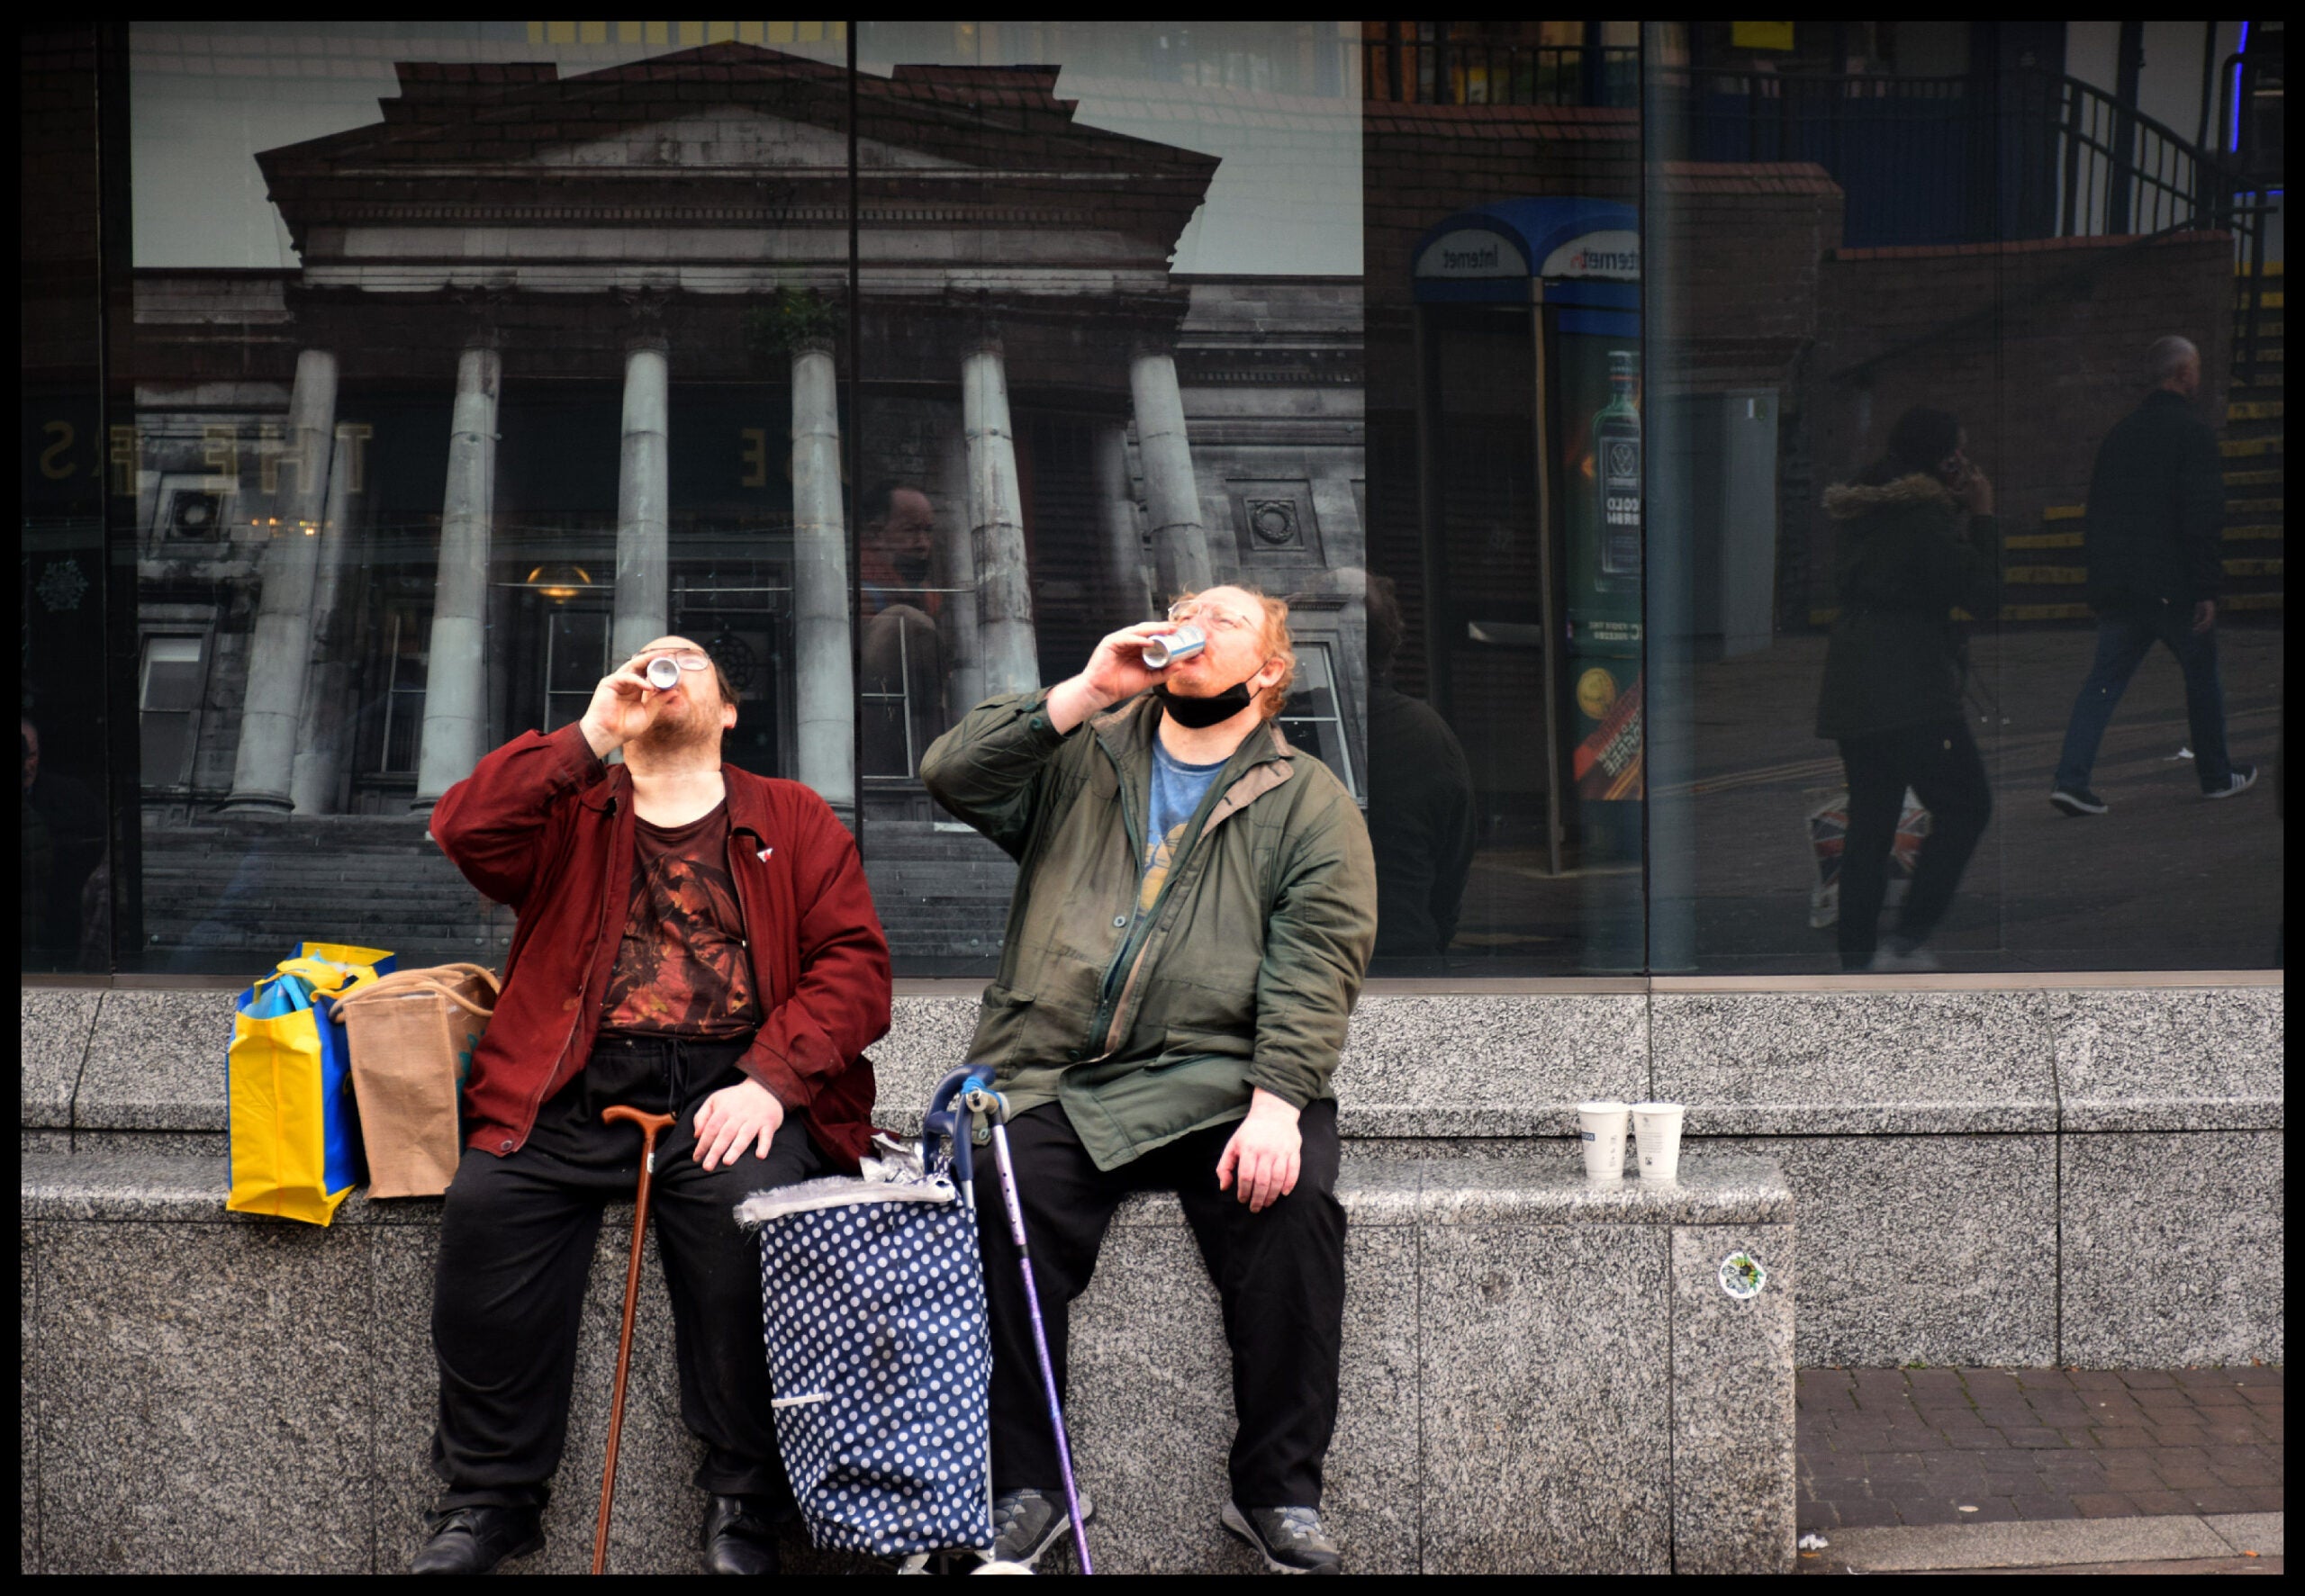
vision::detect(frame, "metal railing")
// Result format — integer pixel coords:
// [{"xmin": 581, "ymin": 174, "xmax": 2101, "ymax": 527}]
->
[
  {"xmin": 1651, "ymin": 67, "xmax": 2264, "ymax": 261},
  {"xmin": 1648, "ymin": 63, "xmax": 2279, "ymax": 383},
  {"xmin": 2218, "ymin": 44, "xmax": 2284, "ymax": 377},
  {"xmin": 1364, "ymin": 27, "xmax": 1636, "ymax": 109}
]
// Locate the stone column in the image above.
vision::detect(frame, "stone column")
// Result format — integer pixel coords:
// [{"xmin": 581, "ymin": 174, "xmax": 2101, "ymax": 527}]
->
[
  {"xmin": 224, "ymin": 347, "xmax": 338, "ymax": 812},
  {"xmin": 789, "ymin": 338, "xmax": 855, "ymax": 813},
  {"xmin": 412, "ymin": 342, "xmax": 502, "ymax": 809},
  {"xmin": 610, "ymin": 338, "xmax": 671, "ymax": 663},
  {"xmin": 962, "ymin": 340, "xmax": 1039, "ymax": 696},
  {"xmin": 290, "ymin": 422, "xmax": 362, "ymax": 814},
  {"xmin": 935, "ymin": 428, "xmax": 985, "ymax": 718},
  {"xmin": 1093, "ymin": 422, "xmax": 1152, "ymax": 620},
  {"xmin": 1127, "ymin": 344, "xmax": 1214, "ymax": 601}
]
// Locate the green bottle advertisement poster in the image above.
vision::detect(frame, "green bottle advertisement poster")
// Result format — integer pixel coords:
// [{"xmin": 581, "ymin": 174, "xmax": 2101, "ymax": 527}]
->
[{"xmin": 1560, "ymin": 340, "xmax": 1643, "ymax": 815}]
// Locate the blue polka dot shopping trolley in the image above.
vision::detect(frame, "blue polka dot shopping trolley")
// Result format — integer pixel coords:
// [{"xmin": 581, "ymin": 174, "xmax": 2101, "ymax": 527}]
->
[{"xmin": 737, "ymin": 1069, "xmax": 1096, "ymax": 1574}]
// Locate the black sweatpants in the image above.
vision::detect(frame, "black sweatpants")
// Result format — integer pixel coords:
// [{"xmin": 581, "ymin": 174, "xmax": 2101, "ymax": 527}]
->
[
  {"xmin": 976, "ymin": 1099, "xmax": 1345, "ymax": 1510},
  {"xmin": 430, "ymin": 1033, "xmax": 824, "ymax": 1510},
  {"xmin": 1835, "ymin": 717, "xmax": 1993, "ymax": 969}
]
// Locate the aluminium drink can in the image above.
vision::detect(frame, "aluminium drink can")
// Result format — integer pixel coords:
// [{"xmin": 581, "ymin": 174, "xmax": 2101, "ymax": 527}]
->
[{"xmin": 1141, "ymin": 626, "xmax": 1206, "ymax": 669}]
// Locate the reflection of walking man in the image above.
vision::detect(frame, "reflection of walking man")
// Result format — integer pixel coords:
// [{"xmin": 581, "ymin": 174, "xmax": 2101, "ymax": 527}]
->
[
  {"xmin": 2051, "ymin": 337, "xmax": 2259, "ymax": 815},
  {"xmin": 412, "ymin": 637, "xmax": 890, "ymax": 1574},
  {"xmin": 921, "ymin": 587, "xmax": 1376, "ymax": 1573}
]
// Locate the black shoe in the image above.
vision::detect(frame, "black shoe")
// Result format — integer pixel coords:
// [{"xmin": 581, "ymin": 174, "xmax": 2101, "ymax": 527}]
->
[
  {"xmin": 981, "ymin": 1486, "xmax": 1094, "ymax": 1570},
  {"xmin": 2049, "ymin": 787, "xmax": 2109, "ymax": 816},
  {"xmin": 1222, "ymin": 1501, "xmax": 1342, "ymax": 1574},
  {"xmin": 2205, "ymin": 765, "xmax": 2259, "ymax": 800},
  {"xmin": 409, "ymin": 1504, "xmax": 543, "ymax": 1575},
  {"xmin": 701, "ymin": 1494, "xmax": 782, "ymax": 1575}
]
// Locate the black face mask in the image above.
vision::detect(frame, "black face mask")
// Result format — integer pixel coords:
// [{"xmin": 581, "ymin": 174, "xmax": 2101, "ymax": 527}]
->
[{"xmin": 1155, "ymin": 673, "xmax": 1261, "ymax": 730}]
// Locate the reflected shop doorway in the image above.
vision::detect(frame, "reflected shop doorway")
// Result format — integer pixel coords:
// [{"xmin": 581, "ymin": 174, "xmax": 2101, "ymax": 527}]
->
[
  {"xmin": 493, "ymin": 392, "xmax": 799, "ymax": 782},
  {"xmin": 1410, "ymin": 198, "xmax": 1643, "ymax": 966}
]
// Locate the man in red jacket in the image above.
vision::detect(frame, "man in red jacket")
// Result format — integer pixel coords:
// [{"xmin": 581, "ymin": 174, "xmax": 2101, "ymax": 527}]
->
[{"xmin": 411, "ymin": 637, "xmax": 890, "ymax": 1576}]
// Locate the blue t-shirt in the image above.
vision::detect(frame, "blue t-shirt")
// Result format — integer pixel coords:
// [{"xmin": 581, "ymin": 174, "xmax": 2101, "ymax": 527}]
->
[{"xmin": 1139, "ymin": 740, "xmax": 1227, "ymax": 913}]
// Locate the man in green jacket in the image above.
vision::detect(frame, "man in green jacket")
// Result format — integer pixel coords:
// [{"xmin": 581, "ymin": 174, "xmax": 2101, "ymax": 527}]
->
[{"xmin": 920, "ymin": 584, "xmax": 1376, "ymax": 1574}]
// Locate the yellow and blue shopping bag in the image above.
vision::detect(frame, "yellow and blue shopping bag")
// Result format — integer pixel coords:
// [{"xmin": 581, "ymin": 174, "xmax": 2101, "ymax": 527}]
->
[{"xmin": 226, "ymin": 942, "xmax": 396, "ymax": 1225}]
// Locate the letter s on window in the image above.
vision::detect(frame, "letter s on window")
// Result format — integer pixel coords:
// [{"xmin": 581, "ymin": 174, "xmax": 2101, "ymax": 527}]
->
[{"xmin": 40, "ymin": 420, "xmax": 75, "ymax": 480}]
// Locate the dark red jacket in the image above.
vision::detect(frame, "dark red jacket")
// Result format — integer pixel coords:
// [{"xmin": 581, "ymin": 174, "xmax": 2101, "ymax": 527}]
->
[{"xmin": 429, "ymin": 722, "xmax": 890, "ymax": 1169}]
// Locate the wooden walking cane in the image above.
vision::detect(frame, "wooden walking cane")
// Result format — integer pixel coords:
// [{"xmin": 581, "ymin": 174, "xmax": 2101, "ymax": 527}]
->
[{"xmin": 593, "ymin": 1105, "xmax": 677, "ymax": 1575}]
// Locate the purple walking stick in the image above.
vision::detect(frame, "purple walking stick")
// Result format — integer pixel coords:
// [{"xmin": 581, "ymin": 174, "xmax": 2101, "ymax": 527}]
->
[{"xmin": 965, "ymin": 1082, "xmax": 1095, "ymax": 1576}]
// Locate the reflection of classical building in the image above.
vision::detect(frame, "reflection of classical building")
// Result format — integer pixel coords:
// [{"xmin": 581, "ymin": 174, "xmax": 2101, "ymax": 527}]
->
[{"xmin": 127, "ymin": 44, "xmax": 1363, "ymax": 960}]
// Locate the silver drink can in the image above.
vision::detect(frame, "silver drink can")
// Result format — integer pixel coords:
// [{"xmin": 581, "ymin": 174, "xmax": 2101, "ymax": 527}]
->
[
  {"xmin": 646, "ymin": 656, "xmax": 681, "ymax": 690},
  {"xmin": 1142, "ymin": 626, "xmax": 1206, "ymax": 669}
]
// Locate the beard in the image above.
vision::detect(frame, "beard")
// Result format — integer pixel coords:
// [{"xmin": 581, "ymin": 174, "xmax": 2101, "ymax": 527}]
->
[{"xmin": 631, "ymin": 697, "xmax": 720, "ymax": 759}]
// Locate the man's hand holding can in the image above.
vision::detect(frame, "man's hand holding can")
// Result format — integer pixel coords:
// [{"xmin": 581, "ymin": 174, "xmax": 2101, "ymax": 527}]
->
[
  {"xmin": 1045, "ymin": 620, "xmax": 1180, "ymax": 734},
  {"xmin": 579, "ymin": 654, "xmax": 668, "ymax": 758}
]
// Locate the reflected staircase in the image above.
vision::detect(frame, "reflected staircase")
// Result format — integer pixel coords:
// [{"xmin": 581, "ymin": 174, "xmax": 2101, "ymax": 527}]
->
[
  {"xmin": 137, "ymin": 812, "xmax": 514, "ymax": 967},
  {"xmin": 139, "ymin": 810, "xmax": 1025, "ymax": 967},
  {"xmin": 2002, "ymin": 262, "xmax": 2285, "ymax": 622}
]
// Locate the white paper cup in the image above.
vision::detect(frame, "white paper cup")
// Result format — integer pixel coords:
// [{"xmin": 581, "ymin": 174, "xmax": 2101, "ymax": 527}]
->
[
  {"xmin": 1576, "ymin": 1101, "xmax": 1630, "ymax": 1182},
  {"xmin": 1631, "ymin": 1102, "xmax": 1686, "ymax": 1182}
]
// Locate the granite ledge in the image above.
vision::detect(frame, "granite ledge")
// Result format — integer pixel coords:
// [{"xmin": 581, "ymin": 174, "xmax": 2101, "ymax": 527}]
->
[
  {"xmin": 2059, "ymin": 1093, "xmax": 2285, "ymax": 1133},
  {"xmin": 875, "ymin": 1105, "xmax": 1598, "ymax": 1141},
  {"xmin": 1676, "ymin": 1102, "xmax": 2055, "ymax": 1136},
  {"xmin": 21, "ymin": 1152, "xmax": 443, "ymax": 1227},
  {"xmin": 23, "ymin": 1150, "xmax": 1791, "ymax": 1230},
  {"xmin": 1416, "ymin": 1153, "xmax": 1793, "ymax": 1226}
]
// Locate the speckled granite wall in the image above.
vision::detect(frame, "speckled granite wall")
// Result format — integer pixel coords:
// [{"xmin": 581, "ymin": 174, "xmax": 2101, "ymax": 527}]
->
[
  {"xmin": 20, "ymin": 1146, "xmax": 1794, "ymax": 1575},
  {"xmin": 16, "ymin": 979, "xmax": 2283, "ymax": 1573}
]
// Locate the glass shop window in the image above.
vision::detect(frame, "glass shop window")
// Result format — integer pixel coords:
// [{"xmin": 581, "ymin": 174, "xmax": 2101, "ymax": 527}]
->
[
  {"xmin": 1279, "ymin": 642, "xmax": 1360, "ymax": 799},
  {"xmin": 137, "ymin": 635, "xmax": 206, "ymax": 790},
  {"xmin": 542, "ymin": 606, "xmax": 610, "ymax": 735},
  {"xmin": 375, "ymin": 606, "xmax": 430, "ymax": 776}
]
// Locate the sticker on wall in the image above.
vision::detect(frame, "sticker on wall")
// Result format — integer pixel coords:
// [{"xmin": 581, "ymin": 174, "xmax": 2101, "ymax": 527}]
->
[
  {"xmin": 1718, "ymin": 1250, "xmax": 1767, "ymax": 1300},
  {"xmin": 37, "ymin": 559, "xmax": 88, "ymax": 613}
]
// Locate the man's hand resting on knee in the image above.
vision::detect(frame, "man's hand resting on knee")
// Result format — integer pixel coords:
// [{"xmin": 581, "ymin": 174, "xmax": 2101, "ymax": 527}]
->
[
  {"xmin": 692, "ymin": 1078, "xmax": 785, "ymax": 1170},
  {"xmin": 1216, "ymin": 1088, "xmax": 1303, "ymax": 1213}
]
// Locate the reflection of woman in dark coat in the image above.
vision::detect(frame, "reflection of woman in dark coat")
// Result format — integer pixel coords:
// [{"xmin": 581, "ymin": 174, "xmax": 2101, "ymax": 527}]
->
[{"xmin": 1814, "ymin": 407, "xmax": 2001, "ymax": 970}]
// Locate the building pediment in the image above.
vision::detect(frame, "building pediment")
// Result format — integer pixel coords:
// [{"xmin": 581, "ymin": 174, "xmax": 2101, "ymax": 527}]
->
[
  {"xmin": 529, "ymin": 109, "xmax": 970, "ymax": 175},
  {"xmin": 258, "ymin": 42, "xmax": 1217, "ymax": 259}
]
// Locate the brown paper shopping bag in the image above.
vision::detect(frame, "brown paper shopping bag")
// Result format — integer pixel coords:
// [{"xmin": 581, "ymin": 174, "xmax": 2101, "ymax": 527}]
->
[{"xmin": 333, "ymin": 963, "xmax": 498, "ymax": 1198}]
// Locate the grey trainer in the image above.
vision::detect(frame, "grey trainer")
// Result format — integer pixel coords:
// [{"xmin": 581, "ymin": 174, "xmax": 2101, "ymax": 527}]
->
[
  {"xmin": 981, "ymin": 1487, "xmax": 1093, "ymax": 1571},
  {"xmin": 1221, "ymin": 1501, "xmax": 1342, "ymax": 1575}
]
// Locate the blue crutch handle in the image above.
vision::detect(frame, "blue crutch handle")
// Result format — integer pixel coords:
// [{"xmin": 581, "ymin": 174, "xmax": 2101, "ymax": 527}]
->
[{"xmin": 923, "ymin": 1067, "xmax": 991, "ymax": 1186}]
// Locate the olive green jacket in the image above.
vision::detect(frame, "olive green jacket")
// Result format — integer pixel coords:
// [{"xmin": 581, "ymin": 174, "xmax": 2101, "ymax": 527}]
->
[{"xmin": 918, "ymin": 690, "xmax": 1378, "ymax": 1171}]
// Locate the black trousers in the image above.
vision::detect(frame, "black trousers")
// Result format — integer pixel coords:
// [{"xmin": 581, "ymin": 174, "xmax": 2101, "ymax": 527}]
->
[
  {"xmin": 430, "ymin": 1033, "xmax": 824, "ymax": 1510},
  {"xmin": 975, "ymin": 1099, "xmax": 1345, "ymax": 1510},
  {"xmin": 1835, "ymin": 717, "xmax": 1993, "ymax": 969}
]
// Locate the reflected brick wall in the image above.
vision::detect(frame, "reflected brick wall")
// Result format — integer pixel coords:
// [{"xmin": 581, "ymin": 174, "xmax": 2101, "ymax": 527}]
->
[
  {"xmin": 1810, "ymin": 232, "xmax": 2237, "ymax": 622},
  {"xmin": 1650, "ymin": 163, "xmax": 1845, "ymax": 393}
]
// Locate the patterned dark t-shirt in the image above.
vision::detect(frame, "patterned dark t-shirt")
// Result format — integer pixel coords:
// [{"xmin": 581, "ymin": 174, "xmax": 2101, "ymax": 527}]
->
[{"xmin": 599, "ymin": 800, "xmax": 760, "ymax": 1037}]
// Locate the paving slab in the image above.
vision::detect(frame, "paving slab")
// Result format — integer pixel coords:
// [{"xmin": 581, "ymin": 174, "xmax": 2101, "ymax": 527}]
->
[
  {"xmin": 1797, "ymin": 1366, "xmax": 2284, "ymax": 1531},
  {"xmin": 2206, "ymin": 1511, "xmax": 2285, "ymax": 1555},
  {"xmin": 1821, "ymin": 1513, "xmax": 2238, "ymax": 1571}
]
